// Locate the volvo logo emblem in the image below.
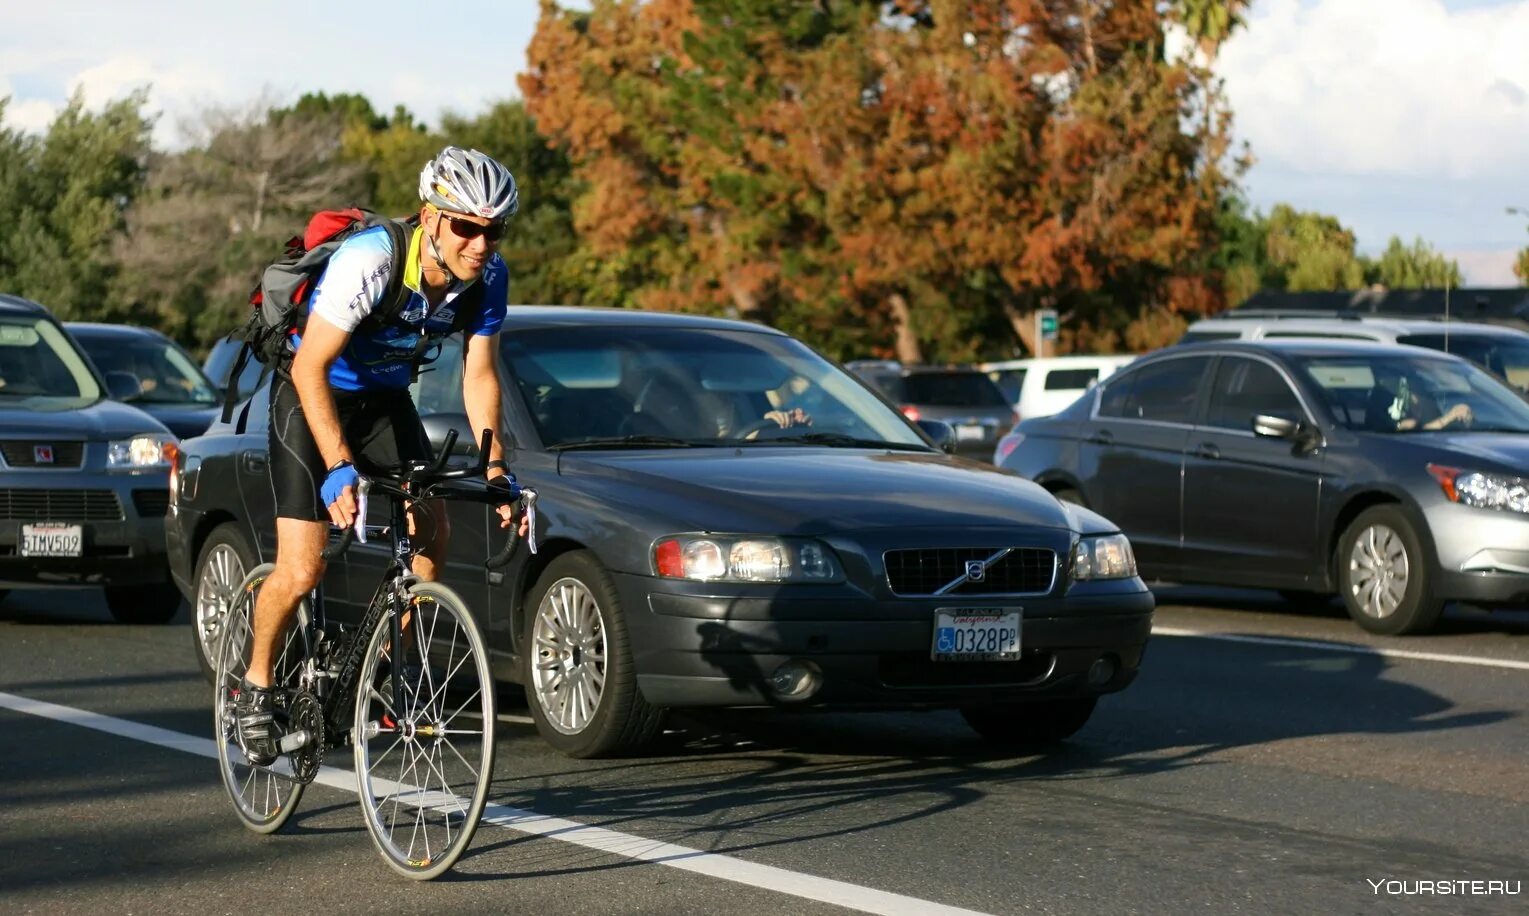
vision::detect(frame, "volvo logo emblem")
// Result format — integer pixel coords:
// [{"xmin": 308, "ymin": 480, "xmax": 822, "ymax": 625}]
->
[
  {"xmin": 965, "ymin": 560, "xmax": 985, "ymax": 582},
  {"xmin": 33, "ymin": 445, "xmax": 54, "ymax": 464}
]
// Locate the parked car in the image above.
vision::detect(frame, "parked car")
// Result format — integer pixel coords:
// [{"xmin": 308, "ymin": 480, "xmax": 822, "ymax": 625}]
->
[
  {"xmin": 201, "ymin": 333, "xmax": 265, "ymax": 402},
  {"xmin": 981, "ymin": 355, "xmax": 1135, "ymax": 463},
  {"xmin": 844, "ymin": 360, "xmax": 1016, "ymax": 461},
  {"xmin": 997, "ymin": 339, "xmax": 1529, "ymax": 635},
  {"xmin": 1180, "ymin": 313, "xmax": 1529, "ymax": 393},
  {"xmin": 0, "ymin": 295, "xmax": 181, "ymax": 622},
  {"xmin": 171, "ymin": 308, "xmax": 1153, "ymax": 756},
  {"xmin": 67, "ymin": 322, "xmax": 222, "ymax": 439}
]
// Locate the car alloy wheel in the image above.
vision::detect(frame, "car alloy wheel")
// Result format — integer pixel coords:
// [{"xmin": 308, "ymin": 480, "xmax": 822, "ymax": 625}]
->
[
  {"xmin": 196, "ymin": 543, "xmax": 247, "ymax": 660},
  {"xmin": 1347, "ymin": 523, "xmax": 1409, "ymax": 619},
  {"xmin": 530, "ymin": 576, "xmax": 610, "ymax": 735}
]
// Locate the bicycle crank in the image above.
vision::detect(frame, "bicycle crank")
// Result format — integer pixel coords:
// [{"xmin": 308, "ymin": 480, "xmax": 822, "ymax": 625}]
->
[{"xmin": 282, "ymin": 690, "xmax": 325, "ymax": 785}]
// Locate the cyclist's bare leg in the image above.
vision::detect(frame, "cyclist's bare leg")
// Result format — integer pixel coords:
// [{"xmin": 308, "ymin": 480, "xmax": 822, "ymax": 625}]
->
[
  {"xmin": 247, "ymin": 518, "xmax": 328, "ymax": 688},
  {"xmin": 405, "ymin": 497, "xmax": 450, "ymax": 583}
]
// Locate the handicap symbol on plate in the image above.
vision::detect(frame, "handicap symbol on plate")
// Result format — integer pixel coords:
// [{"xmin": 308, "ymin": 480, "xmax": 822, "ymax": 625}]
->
[{"xmin": 936, "ymin": 627, "xmax": 955, "ymax": 653}]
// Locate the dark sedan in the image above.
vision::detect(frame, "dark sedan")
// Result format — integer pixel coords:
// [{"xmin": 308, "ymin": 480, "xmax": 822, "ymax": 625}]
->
[
  {"xmin": 169, "ymin": 308, "xmax": 1153, "ymax": 757},
  {"xmin": 844, "ymin": 361, "xmax": 1017, "ymax": 461},
  {"xmin": 997, "ymin": 340, "xmax": 1529, "ymax": 635},
  {"xmin": 0, "ymin": 295, "xmax": 181, "ymax": 622},
  {"xmin": 67, "ymin": 322, "xmax": 222, "ymax": 440}
]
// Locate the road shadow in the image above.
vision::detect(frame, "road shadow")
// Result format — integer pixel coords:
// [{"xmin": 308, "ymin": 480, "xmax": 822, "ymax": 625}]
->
[
  {"xmin": 0, "ymin": 586, "xmax": 189, "ymax": 626},
  {"xmin": 1151, "ymin": 583, "xmax": 1529, "ymax": 636}
]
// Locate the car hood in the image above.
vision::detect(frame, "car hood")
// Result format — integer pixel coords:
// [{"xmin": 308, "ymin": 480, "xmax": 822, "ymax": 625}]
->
[
  {"xmin": 0, "ymin": 398, "xmax": 172, "ymax": 440},
  {"xmin": 561, "ymin": 447, "xmax": 1081, "ymax": 534},
  {"xmin": 1416, "ymin": 432, "xmax": 1529, "ymax": 474},
  {"xmin": 132, "ymin": 403, "xmax": 219, "ymax": 440}
]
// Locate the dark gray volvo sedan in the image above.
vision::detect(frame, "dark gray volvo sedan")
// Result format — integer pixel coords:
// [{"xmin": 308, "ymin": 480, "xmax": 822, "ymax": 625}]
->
[
  {"xmin": 169, "ymin": 308, "xmax": 1152, "ymax": 757},
  {"xmin": 998, "ymin": 340, "xmax": 1529, "ymax": 636}
]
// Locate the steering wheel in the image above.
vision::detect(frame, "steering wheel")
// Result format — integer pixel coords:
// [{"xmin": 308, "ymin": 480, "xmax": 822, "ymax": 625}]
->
[{"xmin": 732, "ymin": 417, "xmax": 787, "ymax": 440}]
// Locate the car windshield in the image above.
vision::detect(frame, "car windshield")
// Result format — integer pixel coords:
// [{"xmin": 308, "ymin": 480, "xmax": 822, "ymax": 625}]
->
[
  {"xmin": 502, "ymin": 325, "xmax": 932, "ymax": 449},
  {"xmin": 0, "ymin": 317, "xmax": 102, "ymax": 409},
  {"xmin": 1293, "ymin": 352, "xmax": 1529, "ymax": 434},
  {"xmin": 76, "ymin": 332, "xmax": 219, "ymax": 405},
  {"xmin": 1396, "ymin": 333, "xmax": 1529, "ymax": 394},
  {"xmin": 901, "ymin": 372, "xmax": 1009, "ymax": 407}
]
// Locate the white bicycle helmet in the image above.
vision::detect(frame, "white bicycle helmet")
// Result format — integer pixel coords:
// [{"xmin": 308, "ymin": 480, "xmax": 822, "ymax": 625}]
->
[{"xmin": 418, "ymin": 146, "xmax": 519, "ymax": 220}]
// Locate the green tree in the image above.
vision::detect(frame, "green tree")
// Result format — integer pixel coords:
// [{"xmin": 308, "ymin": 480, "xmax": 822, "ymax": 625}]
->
[
  {"xmin": 0, "ymin": 90, "xmax": 153, "ymax": 320},
  {"xmin": 1369, "ymin": 235, "xmax": 1462, "ymax": 289},
  {"xmin": 1262, "ymin": 204, "xmax": 1366, "ymax": 291},
  {"xmin": 1515, "ymin": 247, "xmax": 1529, "ymax": 286}
]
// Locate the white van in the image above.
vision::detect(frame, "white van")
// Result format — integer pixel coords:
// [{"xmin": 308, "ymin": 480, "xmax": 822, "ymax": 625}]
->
[{"xmin": 979, "ymin": 354, "xmax": 1136, "ymax": 422}]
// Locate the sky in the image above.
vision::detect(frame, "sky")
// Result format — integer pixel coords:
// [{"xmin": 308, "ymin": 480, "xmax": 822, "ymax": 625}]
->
[{"xmin": 2, "ymin": 0, "xmax": 1526, "ymax": 285}]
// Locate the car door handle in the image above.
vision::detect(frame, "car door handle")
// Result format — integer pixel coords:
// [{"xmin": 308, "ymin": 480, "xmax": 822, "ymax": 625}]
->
[
  {"xmin": 241, "ymin": 450, "xmax": 267, "ymax": 474},
  {"xmin": 1087, "ymin": 429, "xmax": 1114, "ymax": 445},
  {"xmin": 1191, "ymin": 442, "xmax": 1220, "ymax": 460}
]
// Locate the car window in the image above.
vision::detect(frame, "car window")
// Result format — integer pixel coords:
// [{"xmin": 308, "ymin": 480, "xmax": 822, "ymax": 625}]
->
[
  {"xmin": 1205, "ymin": 358, "xmax": 1305, "ymax": 431},
  {"xmin": 1098, "ymin": 357, "xmax": 1207, "ymax": 423},
  {"xmin": 502, "ymin": 326, "xmax": 930, "ymax": 448},
  {"xmin": 901, "ymin": 372, "xmax": 1009, "ymax": 407},
  {"xmin": 1179, "ymin": 330, "xmax": 1242, "ymax": 343},
  {"xmin": 1043, "ymin": 368, "xmax": 1100, "ymax": 391},
  {"xmin": 412, "ymin": 337, "xmax": 466, "ymax": 415},
  {"xmin": 75, "ymin": 331, "xmax": 220, "ymax": 406},
  {"xmin": 1397, "ymin": 333, "xmax": 1529, "ymax": 394},
  {"xmin": 203, "ymin": 338, "xmax": 267, "ymax": 399},
  {"xmin": 1296, "ymin": 353, "xmax": 1529, "ymax": 434},
  {"xmin": 987, "ymin": 368, "xmax": 1025, "ymax": 403},
  {"xmin": 0, "ymin": 317, "xmax": 102, "ymax": 407}
]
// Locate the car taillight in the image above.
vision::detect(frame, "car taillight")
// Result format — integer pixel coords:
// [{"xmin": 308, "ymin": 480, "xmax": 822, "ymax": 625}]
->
[
  {"xmin": 995, "ymin": 432, "xmax": 1023, "ymax": 464},
  {"xmin": 900, "ymin": 405, "xmax": 921, "ymax": 421}
]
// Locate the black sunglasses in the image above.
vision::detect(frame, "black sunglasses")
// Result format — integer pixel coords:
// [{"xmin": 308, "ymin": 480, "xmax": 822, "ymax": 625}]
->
[{"xmin": 440, "ymin": 213, "xmax": 507, "ymax": 243}]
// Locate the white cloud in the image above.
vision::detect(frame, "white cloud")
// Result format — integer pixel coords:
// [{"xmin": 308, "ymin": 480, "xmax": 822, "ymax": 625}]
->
[
  {"xmin": 1450, "ymin": 248, "xmax": 1520, "ymax": 286},
  {"xmin": 1222, "ymin": 0, "xmax": 1529, "ymax": 180}
]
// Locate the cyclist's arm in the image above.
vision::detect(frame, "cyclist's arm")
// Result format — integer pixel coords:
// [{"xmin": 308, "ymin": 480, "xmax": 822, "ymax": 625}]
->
[
  {"xmin": 462, "ymin": 330, "xmax": 507, "ymax": 478},
  {"xmin": 290, "ymin": 316, "xmax": 354, "ymax": 471}
]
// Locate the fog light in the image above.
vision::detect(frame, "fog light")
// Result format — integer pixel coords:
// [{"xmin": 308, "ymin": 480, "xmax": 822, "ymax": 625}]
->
[
  {"xmin": 1087, "ymin": 655, "xmax": 1117, "ymax": 688},
  {"xmin": 769, "ymin": 660, "xmax": 822, "ymax": 702}
]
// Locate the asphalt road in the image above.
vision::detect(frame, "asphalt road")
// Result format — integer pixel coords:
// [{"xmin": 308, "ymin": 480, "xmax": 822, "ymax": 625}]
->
[{"xmin": 1, "ymin": 586, "xmax": 1525, "ymax": 915}]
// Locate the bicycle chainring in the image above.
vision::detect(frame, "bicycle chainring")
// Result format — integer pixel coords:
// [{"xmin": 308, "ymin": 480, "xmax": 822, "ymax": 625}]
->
[{"xmin": 288, "ymin": 690, "xmax": 324, "ymax": 785}]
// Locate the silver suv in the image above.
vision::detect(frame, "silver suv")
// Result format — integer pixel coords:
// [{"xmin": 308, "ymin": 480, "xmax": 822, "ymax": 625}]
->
[{"xmin": 1181, "ymin": 313, "xmax": 1529, "ymax": 393}]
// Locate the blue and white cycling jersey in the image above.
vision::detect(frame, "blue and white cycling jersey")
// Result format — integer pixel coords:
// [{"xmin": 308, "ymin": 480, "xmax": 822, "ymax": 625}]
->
[{"xmin": 298, "ymin": 224, "xmax": 508, "ymax": 391}]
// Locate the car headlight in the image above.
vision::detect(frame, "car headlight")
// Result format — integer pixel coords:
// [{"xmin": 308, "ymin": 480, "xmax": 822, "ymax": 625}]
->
[
  {"xmin": 1428, "ymin": 464, "xmax": 1529, "ymax": 514},
  {"xmin": 653, "ymin": 535, "xmax": 844, "ymax": 583},
  {"xmin": 108, "ymin": 434, "xmax": 177, "ymax": 470},
  {"xmin": 1071, "ymin": 534, "xmax": 1137, "ymax": 580}
]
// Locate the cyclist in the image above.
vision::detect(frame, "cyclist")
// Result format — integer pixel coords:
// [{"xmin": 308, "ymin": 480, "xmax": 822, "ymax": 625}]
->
[{"xmin": 237, "ymin": 146, "xmax": 528, "ymax": 766}]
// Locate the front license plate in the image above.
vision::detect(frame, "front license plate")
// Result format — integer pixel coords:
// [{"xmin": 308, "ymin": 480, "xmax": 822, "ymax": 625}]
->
[
  {"xmin": 21, "ymin": 523, "xmax": 83, "ymax": 557},
  {"xmin": 955, "ymin": 424, "xmax": 986, "ymax": 442},
  {"xmin": 932, "ymin": 608, "xmax": 1021, "ymax": 661}
]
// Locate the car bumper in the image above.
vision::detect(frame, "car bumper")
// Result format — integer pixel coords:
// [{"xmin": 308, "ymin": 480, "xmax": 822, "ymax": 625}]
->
[
  {"xmin": 613, "ymin": 571, "xmax": 1155, "ymax": 708},
  {"xmin": 0, "ymin": 473, "xmax": 171, "ymax": 588},
  {"xmin": 1425, "ymin": 503, "xmax": 1529, "ymax": 608}
]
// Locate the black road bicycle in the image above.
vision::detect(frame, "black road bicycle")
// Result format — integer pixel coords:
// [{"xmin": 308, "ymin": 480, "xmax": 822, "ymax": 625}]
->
[{"xmin": 212, "ymin": 430, "xmax": 535, "ymax": 879}]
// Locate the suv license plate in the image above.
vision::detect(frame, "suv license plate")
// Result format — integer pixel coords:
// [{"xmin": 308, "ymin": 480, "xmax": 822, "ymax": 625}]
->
[
  {"xmin": 955, "ymin": 424, "xmax": 986, "ymax": 442},
  {"xmin": 21, "ymin": 523, "xmax": 83, "ymax": 557},
  {"xmin": 932, "ymin": 608, "xmax": 1021, "ymax": 661}
]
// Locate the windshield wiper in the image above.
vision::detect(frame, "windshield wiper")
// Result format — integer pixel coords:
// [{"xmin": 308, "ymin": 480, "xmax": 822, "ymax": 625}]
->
[
  {"xmin": 748, "ymin": 432, "xmax": 932, "ymax": 451},
  {"xmin": 549, "ymin": 434, "xmax": 708, "ymax": 451}
]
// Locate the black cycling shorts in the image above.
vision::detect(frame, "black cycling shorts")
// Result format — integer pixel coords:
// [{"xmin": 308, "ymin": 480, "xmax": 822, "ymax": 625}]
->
[{"xmin": 268, "ymin": 373, "xmax": 430, "ymax": 522}]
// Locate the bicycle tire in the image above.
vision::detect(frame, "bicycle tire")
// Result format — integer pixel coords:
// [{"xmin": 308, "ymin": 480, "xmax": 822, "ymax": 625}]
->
[
  {"xmin": 213, "ymin": 563, "xmax": 312, "ymax": 834},
  {"xmin": 352, "ymin": 580, "xmax": 497, "ymax": 879}
]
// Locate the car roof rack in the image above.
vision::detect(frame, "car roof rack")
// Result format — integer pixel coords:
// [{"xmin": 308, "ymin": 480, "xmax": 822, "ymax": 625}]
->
[{"xmin": 1214, "ymin": 310, "xmax": 1366, "ymax": 321}]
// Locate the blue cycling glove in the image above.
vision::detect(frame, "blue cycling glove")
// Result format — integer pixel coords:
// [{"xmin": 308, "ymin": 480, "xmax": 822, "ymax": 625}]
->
[
  {"xmin": 487, "ymin": 472, "xmax": 521, "ymax": 506},
  {"xmin": 321, "ymin": 460, "xmax": 360, "ymax": 509}
]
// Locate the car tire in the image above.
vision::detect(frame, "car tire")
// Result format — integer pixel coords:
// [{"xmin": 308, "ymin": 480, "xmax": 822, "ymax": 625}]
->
[
  {"xmin": 104, "ymin": 582, "xmax": 183, "ymax": 625},
  {"xmin": 522, "ymin": 551, "xmax": 664, "ymax": 758},
  {"xmin": 191, "ymin": 523, "xmax": 259, "ymax": 683},
  {"xmin": 960, "ymin": 696, "xmax": 1098, "ymax": 748},
  {"xmin": 1336, "ymin": 506, "xmax": 1443, "ymax": 636}
]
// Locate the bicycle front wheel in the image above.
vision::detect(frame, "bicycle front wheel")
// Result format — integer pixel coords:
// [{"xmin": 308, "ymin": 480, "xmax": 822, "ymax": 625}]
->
[
  {"xmin": 353, "ymin": 581, "xmax": 497, "ymax": 879},
  {"xmin": 213, "ymin": 563, "xmax": 311, "ymax": 834}
]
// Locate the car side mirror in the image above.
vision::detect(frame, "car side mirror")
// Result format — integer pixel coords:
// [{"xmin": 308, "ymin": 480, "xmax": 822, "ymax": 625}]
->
[
  {"xmin": 104, "ymin": 371, "xmax": 143, "ymax": 401},
  {"xmin": 915, "ymin": 419, "xmax": 958, "ymax": 454},
  {"xmin": 1252, "ymin": 414, "xmax": 1321, "ymax": 452},
  {"xmin": 420, "ymin": 413, "xmax": 477, "ymax": 457}
]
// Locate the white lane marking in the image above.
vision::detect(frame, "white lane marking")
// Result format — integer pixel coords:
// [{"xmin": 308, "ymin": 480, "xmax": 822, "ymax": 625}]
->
[
  {"xmin": 0, "ymin": 691, "xmax": 990, "ymax": 916},
  {"xmin": 1153, "ymin": 627, "xmax": 1529, "ymax": 672},
  {"xmin": 497, "ymin": 713, "xmax": 534, "ymax": 725}
]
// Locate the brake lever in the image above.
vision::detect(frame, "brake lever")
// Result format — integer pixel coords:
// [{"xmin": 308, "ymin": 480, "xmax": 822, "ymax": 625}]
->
[
  {"xmin": 486, "ymin": 488, "xmax": 538, "ymax": 570},
  {"xmin": 319, "ymin": 478, "xmax": 370, "ymax": 559}
]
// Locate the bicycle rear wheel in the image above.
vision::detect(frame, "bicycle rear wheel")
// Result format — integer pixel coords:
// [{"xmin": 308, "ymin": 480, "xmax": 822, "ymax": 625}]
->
[
  {"xmin": 353, "ymin": 581, "xmax": 497, "ymax": 879},
  {"xmin": 213, "ymin": 562, "xmax": 311, "ymax": 834}
]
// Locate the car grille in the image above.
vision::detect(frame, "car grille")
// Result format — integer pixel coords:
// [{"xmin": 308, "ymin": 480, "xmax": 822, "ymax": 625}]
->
[
  {"xmin": 1, "ymin": 440, "xmax": 85, "ymax": 469},
  {"xmin": 884, "ymin": 547, "xmax": 1056, "ymax": 596},
  {"xmin": 0, "ymin": 489, "xmax": 124, "ymax": 521},
  {"xmin": 132, "ymin": 489, "xmax": 170, "ymax": 518}
]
